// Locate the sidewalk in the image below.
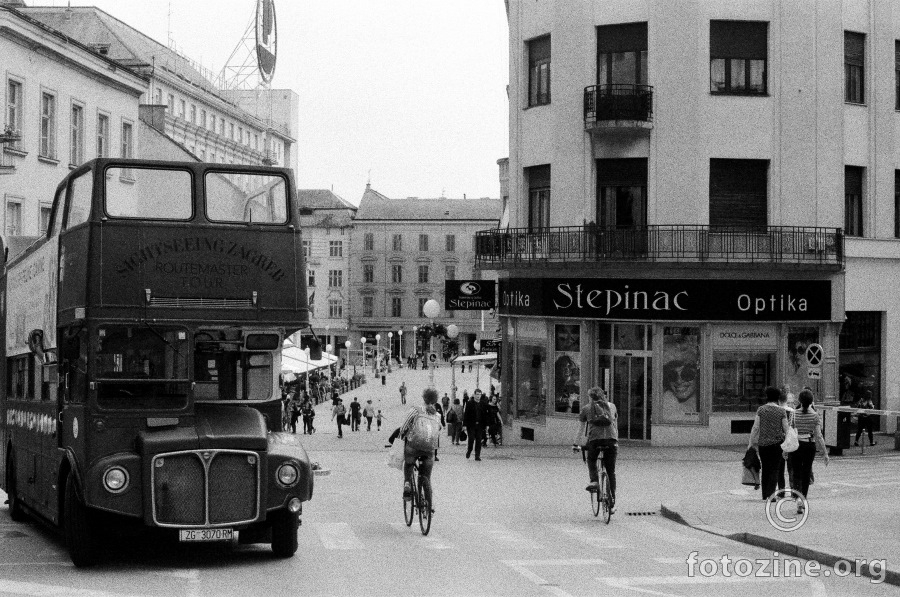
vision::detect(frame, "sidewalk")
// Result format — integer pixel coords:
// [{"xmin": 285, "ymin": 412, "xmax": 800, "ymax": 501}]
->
[{"xmin": 661, "ymin": 440, "xmax": 900, "ymax": 586}]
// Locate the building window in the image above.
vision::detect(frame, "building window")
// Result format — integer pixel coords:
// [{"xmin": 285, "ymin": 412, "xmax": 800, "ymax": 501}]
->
[
  {"xmin": 419, "ymin": 234, "xmax": 429, "ymax": 252},
  {"xmin": 528, "ymin": 35, "xmax": 551, "ymax": 106},
  {"xmin": 709, "ymin": 159, "xmax": 768, "ymax": 228},
  {"xmin": 329, "ymin": 240, "xmax": 343, "ymax": 257},
  {"xmin": 364, "ymin": 232, "xmax": 374, "ymax": 251},
  {"xmin": 597, "ymin": 22, "xmax": 647, "ymax": 86},
  {"xmin": 896, "ymin": 41, "xmax": 900, "ymax": 111},
  {"xmin": 308, "ymin": 294, "xmax": 315, "ymax": 317},
  {"xmin": 201, "ymin": 109, "xmax": 206, "ymax": 128},
  {"xmin": 845, "ymin": 31, "xmax": 865, "ymax": 104},
  {"xmin": 709, "ymin": 21, "xmax": 767, "ymax": 95},
  {"xmin": 895, "ymin": 170, "xmax": 900, "ymax": 238},
  {"xmin": 302, "ymin": 240, "xmax": 311, "ymax": 257},
  {"xmin": 220, "ymin": 119, "xmax": 225, "ymax": 136},
  {"xmin": 392, "ymin": 265, "xmax": 403, "ymax": 284},
  {"xmin": 229, "ymin": 123, "xmax": 235, "ymax": 140},
  {"xmin": 526, "ymin": 164, "xmax": 551, "ymax": 230},
  {"xmin": 190, "ymin": 104, "xmax": 196, "ymax": 124},
  {"xmin": 40, "ymin": 92, "xmax": 57, "ymax": 159},
  {"xmin": 328, "ymin": 269, "xmax": 343, "ymax": 288},
  {"xmin": 445, "ymin": 265, "xmax": 456, "ymax": 281},
  {"xmin": 363, "ymin": 296, "xmax": 374, "ymax": 318},
  {"xmin": 167, "ymin": 94, "xmax": 174, "ymax": 112},
  {"xmin": 6, "ymin": 199, "xmax": 22, "ymax": 236},
  {"xmin": 307, "ymin": 270, "xmax": 315, "ymax": 287},
  {"xmin": 154, "ymin": 88, "xmax": 163, "ymax": 104},
  {"xmin": 445, "ymin": 234, "xmax": 456, "ymax": 252},
  {"xmin": 845, "ymin": 166, "xmax": 864, "ymax": 237},
  {"xmin": 121, "ymin": 121, "xmax": 133, "ymax": 159},
  {"xmin": 391, "ymin": 297, "xmax": 402, "ymax": 317},
  {"xmin": 418, "ymin": 264, "xmax": 429, "ymax": 284},
  {"xmin": 210, "ymin": 115, "xmax": 216, "ymax": 132},
  {"xmin": 39, "ymin": 204, "xmax": 51, "ymax": 235},
  {"xmin": 70, "ymin": 103, "xmax": 84, "ymax": 166},
  {"xmin": 392, "ymin": 234, "xmax": 402, "ymax": 251},
  {"xmin": 254, "ymin": 134, "xmax": 258, "ymax": 149},
  {"xmin": 839, "ymin": 312, "xmax": 882, "ymax": 410},
  {"xmin": 363, "ymin": 264, "xmax": 374, "ymax": 283},
  {"xmin": 597, "ymin": 159, "xmax": 647, "ymax": 229},
  {"xmin": 328, "ymin": 299, "xmax": 343, "ymax": 318},
  {"xmin": 6, "ymin": 79, "xmax": 23, "ymax": 150},
  {"xmin": 418, "ymin": 298, "xmax": 428, "ymax": 317},
  {"xmin": 179, "ymin": 99, "xmax": 186, "ymax": 119},
  {"xmin": 96, "ymin": 113, "xmax": 109, "ymax": 158}
]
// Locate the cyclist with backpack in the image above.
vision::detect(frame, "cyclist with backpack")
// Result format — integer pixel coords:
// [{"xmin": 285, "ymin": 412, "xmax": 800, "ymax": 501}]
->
[
  {"xmin": 399, "ymin": 388, "xmax": 442, "ymax": 502},
  {"xmin": 579, "ymin": 386, "xmax": 618, "ymax": 513}
]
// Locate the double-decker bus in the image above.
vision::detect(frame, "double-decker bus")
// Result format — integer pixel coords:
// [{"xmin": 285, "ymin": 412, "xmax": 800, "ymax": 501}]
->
[{"xmin": 0, "ymin": 159, "xmax": 317, "ymax": 567}]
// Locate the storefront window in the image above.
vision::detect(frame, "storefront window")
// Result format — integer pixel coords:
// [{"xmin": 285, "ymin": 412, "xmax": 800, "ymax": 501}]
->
[
  {"xmin": 713, "ymin": 352, "xmax": 774, "ymax": 412},
  {"xmin": 661, "ymin": 327, "xmax": 701, "ymax": 424},
  {"xmin": 553, "ymin": 324, "xmax": 581, "ymax": 414},
  {"xmin": 783, "ymin": 327, "xmax": 819, "ymax": 403},
  {"xmin": 839, "ymin": 312, "xmax": 881, "ymax": 409},
  {"xmin": 515, "ymin": 343, "xmax": 547, "ymax": 422}
]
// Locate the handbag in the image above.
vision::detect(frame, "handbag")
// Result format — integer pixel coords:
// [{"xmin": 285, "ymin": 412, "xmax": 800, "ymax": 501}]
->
[
  {"xmin": 458, "ymin": 428, "xmax": 467, "ymax": 442},
  {"xmin": 781, "ymin": 426, "xmax": 799, "ymax": 453},
  {"xmin": 386, "ymin": 441, "xmax": 404, "ymax": 471},
  {"xmin": 741, "ymin": 465, "xmax": 760, "ymax": 487},
  {"xmin": 572, "ymin": 418, "xmax": 588, "ymax": 449}
]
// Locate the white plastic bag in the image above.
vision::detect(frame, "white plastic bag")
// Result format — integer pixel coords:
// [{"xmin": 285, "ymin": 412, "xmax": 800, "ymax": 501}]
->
[
  {"xmin": 386, "ymin": 440, "xmax": 404, "ymax": 471},
  {"xmin": 781, "ymin": 427, "xmax": 799, "ymax": 453}
]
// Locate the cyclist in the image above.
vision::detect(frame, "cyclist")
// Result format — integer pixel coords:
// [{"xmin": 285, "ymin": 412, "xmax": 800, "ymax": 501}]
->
[
  {"xmin": 399, "ymin": 387, "xmax": 441, "ymax": 502},
  {"xmin": 579, "ymin": 386, "xmax": 618, "ymax": 513}
]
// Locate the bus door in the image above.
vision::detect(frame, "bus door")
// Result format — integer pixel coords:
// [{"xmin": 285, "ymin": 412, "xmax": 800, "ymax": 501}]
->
[{"xmin": 58, "ymin": 326, "xmax": 87, "ymax": 470}]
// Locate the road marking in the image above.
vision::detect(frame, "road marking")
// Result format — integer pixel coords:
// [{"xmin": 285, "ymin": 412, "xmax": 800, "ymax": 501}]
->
[
  {"xmin": 468, "ymin": 522, "xmax": 543, "ymax": 549},
  {"xmin": 596, "ymin": 575, "xmax": 829, "ymax": 597},
  {"xmin": 543, "ymin": 523, "xmax": 631, "ymax": 548},
  {"xmin": 629, "ymin": 520, "xmax": 717, "ymax": 547},
  {"xmin": 503, "ymin": 559, "xmax": 608, "ymax": 597},
  {"xmin": 313, "ymin": 522, "xmax": 365, "ymax": 549},
  {"xmin": 0, "ymin": 580, "xmax": 144, "ymax": 596},
  {"xmin": 654, "ymin": 557, "xmax": 687, "ymax": 564},
  {"xmin": 388, "ymin": 522, "xmax": 453, "ymax": 549}
]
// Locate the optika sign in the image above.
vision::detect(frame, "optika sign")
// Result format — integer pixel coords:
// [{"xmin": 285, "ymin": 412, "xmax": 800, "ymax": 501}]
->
[{"xmin": 498, "ymin": 278, "xmax": 833, "ymax": 322}]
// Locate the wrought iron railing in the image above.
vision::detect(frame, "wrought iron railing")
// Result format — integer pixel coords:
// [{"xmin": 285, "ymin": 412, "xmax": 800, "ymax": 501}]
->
[
  {"xmin": 475, "ymin": 225, "xmax": 844, "ymax": 268},
  {"xmin": 584, "ymin": 84, "xmax": 653, "ymax": 125}
]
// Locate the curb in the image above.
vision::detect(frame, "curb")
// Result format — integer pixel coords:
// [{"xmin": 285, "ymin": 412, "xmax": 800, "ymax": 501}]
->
[
  {"xmin": 661, "ymin": 502, "xmax": 900, "ymax": 587},
  {"xmin": 313, "ymin": 468, "xmax": 331, "ymax": 476}
]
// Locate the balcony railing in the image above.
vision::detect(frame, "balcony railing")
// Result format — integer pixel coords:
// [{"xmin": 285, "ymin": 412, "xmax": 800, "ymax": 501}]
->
[
  {"xmin": 475, "ymin": 225, "xmax": 844, "ymax": 269},
  {"xmin": 584, "ymin": 84, "xmax": 653, "ymax": 129}
]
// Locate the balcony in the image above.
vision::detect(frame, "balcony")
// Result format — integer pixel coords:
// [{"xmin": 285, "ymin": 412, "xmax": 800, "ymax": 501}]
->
[
  {"xmin": 475, "ymin": 225, "xmax": 844, "ymax": 270},
  {"xmin": 584, "ymin": 84, "xmax": 653, "ymax": 134}
]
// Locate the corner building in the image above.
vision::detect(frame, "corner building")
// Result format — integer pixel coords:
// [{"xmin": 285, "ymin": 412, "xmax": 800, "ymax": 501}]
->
[{"xmin": 479, "ymin": 0, "xmax": 900, "ymax": 446}]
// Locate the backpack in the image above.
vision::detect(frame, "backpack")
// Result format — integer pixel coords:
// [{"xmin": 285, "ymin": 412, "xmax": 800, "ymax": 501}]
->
[{"xmin": 405, "ymin": 408, "xmax": 441, "ymax": 451}]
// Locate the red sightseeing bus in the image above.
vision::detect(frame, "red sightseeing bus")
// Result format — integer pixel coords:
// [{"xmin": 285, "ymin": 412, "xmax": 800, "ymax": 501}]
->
[{"xmin": 0, "ymin": 159, "xmax": 317, "ymax": 566}]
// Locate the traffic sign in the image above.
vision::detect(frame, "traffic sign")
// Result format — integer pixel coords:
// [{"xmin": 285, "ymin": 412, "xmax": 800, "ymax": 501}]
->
[
  {"xmin": 807, "ymin": 367, "xmax": 821, "ymax": 379},
  {"xmin": 805, "ymin": 343, "xmax": 823, "ymax": 367},
  {"xmin": 429, "ymin": 353, "xmax": 436, "ymax": 362}
]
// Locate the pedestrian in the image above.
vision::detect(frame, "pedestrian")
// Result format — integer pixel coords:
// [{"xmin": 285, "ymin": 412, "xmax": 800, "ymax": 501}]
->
[
  {"xmin": 376, "ymin": 409, "xmax": 384, "ymax": 431},
  {"xmin": 349, "ymin": 397, "xmax": 362, "ymax": 431},
  {"xmin": 399, "ymin": 381, "xmax": 408, "ymax": 405},
  {"xmin": 750, "ymin": 386, "xmax": 790, "ymax": 501},
  {"xmin": 441, "ymin": 392, "xmax": 450, "ymax": 414},
  {"xmin": 363, "ymin": 399, "xmax": 375, "ymax": 431},
  {"xmin": 301, "ymin": 400, "xmax": 314, "ymax": 434},
  {"xmin": 778, "ymin": 388, "xmax": 795, "ymax": 491},
  {"xmin": 788, "ymin": 388, "xmax": 829, "ymax": 513},
  {"xmin": 579, "ymin": 386, "xmax": 618, "ymax": 512},
  {"xmin": 433, "ymin": 400, "xmax": 445, "ymax": 461},
  {"xmin": 331, "ymin": 399, "xmax": 346, "ymax": 438},
  {"xmin": 289, "ymin": 394, "xmax": 301, "ymax": 434},
  {"xmin": 479, "ymin": 392, "xmax": 490, "ymax": 447},
  {"xmin": 487, "ymin": 397, "xmax": 502, "ymax": 446},
  {"xmin": 463, "ymin": 388, "xmax": 485, "ymax": 460},
  {"xmin": 854, "ymin": 390, "xmax": 877, "ymax": 447},
  {"xmin": 448, "ymin": 398, "xmax": 463, "ymax": 444}
]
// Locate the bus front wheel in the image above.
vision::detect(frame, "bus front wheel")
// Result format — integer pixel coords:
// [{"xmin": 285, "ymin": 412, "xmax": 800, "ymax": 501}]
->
[
  {"xmin": 5, "ymin": 456, "xmax": 26, "ymax": 522},
  {"xmin": 64, "ymin": 473, "xmax": 99, "ymax": 567},
  {"xmin": 270, "ymin": 510, "xmax": 299, "ymax": 558}
]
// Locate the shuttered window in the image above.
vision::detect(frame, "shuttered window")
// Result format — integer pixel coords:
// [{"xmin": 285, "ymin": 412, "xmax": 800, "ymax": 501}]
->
[
  {"xmin": 845, "ymin": 166, "xmax": 864, "ymax": 237},
  {"xmin": 528, "ymin": 35, "xmax": 551, "ymax": 106},
  {"xmin": 710, "ymin": 21, "xmax": 768, "ymax": 94},
  {"xmin": 895, "ymin": 170, "xmax": 900, "ymax": 238},
  {"xmin": 709, "ymin": 159, "xmax": 768, "ymax": 228},
  {"xmin": 597, "ymin": 23, "xmax": 647, "ymax": 86},
  {"xmin": 895, "ymin": 41, "xmax": 900, "ymax": 110},
  {"xmin": 845, "ymin": 32, "xmax": 865, "ymax": 104}
]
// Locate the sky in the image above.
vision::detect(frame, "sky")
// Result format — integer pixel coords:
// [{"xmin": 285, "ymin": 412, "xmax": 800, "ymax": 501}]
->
[{"xmin": 30, "ymin": 0, "xmax": 511, "ymax": 205}]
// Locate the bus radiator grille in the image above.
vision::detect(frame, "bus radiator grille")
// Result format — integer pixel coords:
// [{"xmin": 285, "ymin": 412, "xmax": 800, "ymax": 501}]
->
[
  {"xmin": 208, "ymin": 452, "xmax": 259, "ymax": 524},
  {"xmin": 153, "ymin": 453, "xmax": 206, "ymax": 525}
]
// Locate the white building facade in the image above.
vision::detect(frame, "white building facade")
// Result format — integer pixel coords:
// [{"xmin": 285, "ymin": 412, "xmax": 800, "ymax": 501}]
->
[{"xmin": 481, "ymin": 0, "xmax": 900, "ymax": 446}]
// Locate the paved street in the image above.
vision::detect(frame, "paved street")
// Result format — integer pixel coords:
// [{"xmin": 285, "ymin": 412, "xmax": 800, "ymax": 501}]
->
[{"xmin": 0, "ymin": 365, "xmax": 896, "ymax": 596}]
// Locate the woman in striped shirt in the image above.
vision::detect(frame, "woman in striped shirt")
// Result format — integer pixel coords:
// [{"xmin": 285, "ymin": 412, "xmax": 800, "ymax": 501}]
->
[
  {"xmin": 789, "ymin": 389, "xmax": 829, "ymax": 513},
  {"xmin": 750, "ymin": 386, "xmax": 789, "ymax": 501}
]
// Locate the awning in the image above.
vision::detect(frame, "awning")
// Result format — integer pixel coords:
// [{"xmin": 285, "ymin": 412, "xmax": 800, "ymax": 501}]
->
[
  {"xmin": 281, "ymin": 340, "xmax": 339, "ymax": 376},
  {"xmin": 451, "ymin": 353, "xmax": 497, "ymax": 364}
]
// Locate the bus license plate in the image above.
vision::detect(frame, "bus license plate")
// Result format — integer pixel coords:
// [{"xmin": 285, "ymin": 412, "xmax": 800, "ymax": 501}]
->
[{"xmin": 179, "ymin": 529, "xmax": 234, "ymax": 542}]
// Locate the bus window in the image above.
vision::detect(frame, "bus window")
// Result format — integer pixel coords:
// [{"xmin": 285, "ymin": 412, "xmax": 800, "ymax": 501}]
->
[
  {"xmin": 94, "ymin": 326, "xmax": 189, "ymax": 410},
  {"xmin": 41, "ymin": 349, "xmax": 58, "ymax": 401},
  {"xmin": 50, "ymin": 186, "xmax": 65, "ymax": 237},
  {"xmin": 205, "ymin": 171, "xmax": 288, "ymax": 224},
  {"xmin": 194, "ymin": 332, "xmax": 274, "ymax": 401},
  {"xmin": 105, "ymin": 167, "xmax": 192, "ymax": 220},
  {"xmin": 60, "ymin": 328, "xmax": 87, "ymax": 404},
  {"xmin": 66, "ymin": 171, "xmax": 93, "ymax": 230}
]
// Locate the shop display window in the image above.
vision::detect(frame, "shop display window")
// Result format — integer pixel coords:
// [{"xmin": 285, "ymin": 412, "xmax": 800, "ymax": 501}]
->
[
  {"xmin": 783, "ymin": 327, "xmax": 819, "ymax": 403},
  {"xmin": 515, "ymin": 343, "xmax": 547, "ymax": 422},
  {"xmin": 660, "ymin": 327, "xmax": 701, "ymax": 424},
  {"xmin": 839, "ymin": 312, "xmax": 881, "ymax": 409},
  {"xmin": 712, "ymin": 351, "xmax": 774, "ymax": 412},
  {"xmin": 553, "ymin": 324, "xmax": 581, "ymax": 414}
]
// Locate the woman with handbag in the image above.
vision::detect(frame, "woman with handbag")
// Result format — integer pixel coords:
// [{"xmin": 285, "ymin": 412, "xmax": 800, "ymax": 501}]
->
[
  {"xmin": 749, "ymin": 386, "xmax": 790, "ymax": 501},
  {"xmin": 789, "ymin": 389, "xmax": 829, "ymax": 513}
]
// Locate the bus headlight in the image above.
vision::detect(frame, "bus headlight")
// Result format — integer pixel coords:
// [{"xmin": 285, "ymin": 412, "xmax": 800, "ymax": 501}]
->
[
  {"xmin": 103, "ymin": 466, "xmax": 129, "ymax": 493},
  {"xmin": 276, "ymin": 463, "xmax": 299, "ymax": 487}
]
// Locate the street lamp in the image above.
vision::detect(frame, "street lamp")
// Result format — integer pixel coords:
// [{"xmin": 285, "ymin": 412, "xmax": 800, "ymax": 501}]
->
[
  {"xmin": 447, "ymin": 324, "xmax": 460, "ymax": 401},
  {"xmin": 344, "ymin": 339, "xmax": 353, "ymax": 381},
  {"xmin": 303, "ymin": 347, "xmax": 310, "ymax": 398},
  {"xmin": 423, "ymin": 299, "xmax": 440, "ymax": 388},
  {"xmin": 474, "ymin": 340, "xmax": 482, "ymax": 392},
  {"xmin": 397, "ymin": 329, "xmax": 403, "ymax": 365},
  {"xmin": 388, "ymin": 332, "xmax": 393, "ymax": 372},
  {"xmin": 360, "ymin": 337, "xmax": 367, "ymax": 377},
  {"xmin": 325, "ymin": 343, "xmax": 333, "ymax": 390},
  {"xmin": 375, "ymin": 334, "xmax": 381, "ymax": 375}
]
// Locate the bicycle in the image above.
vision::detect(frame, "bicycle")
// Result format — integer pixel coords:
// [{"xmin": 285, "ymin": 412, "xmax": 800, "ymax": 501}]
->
[
  {"xmin": 403, "ymin": 457, "xmax": 433, "ymax": 535},
  {"xmin": 576, "ymin": 445, "xmax": 612, "ymax": 523}
]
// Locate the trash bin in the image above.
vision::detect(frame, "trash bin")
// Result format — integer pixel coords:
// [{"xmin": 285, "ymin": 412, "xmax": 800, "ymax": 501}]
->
[
  {"xmin": 822, "ymin": 406, "xmax": 853, "ymax": 455},
  {"xmin": 381, "ymin": 375, "xmax": 386, "ymax": 386}
]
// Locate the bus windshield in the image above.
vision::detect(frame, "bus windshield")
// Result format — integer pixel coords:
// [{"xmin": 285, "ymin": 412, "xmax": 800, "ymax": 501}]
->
[
  {"xmin": 193, "ymin": 332, "xmax": 274, "ymax": 401},
  {"xmin": 94, "ymin": 325, "xmax": 189, "ymax": 410}
]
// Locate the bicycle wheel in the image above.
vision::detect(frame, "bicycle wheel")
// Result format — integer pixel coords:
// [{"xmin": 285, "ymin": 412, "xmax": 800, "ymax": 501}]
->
[
  {"xmin": 590, "ymin": 485, "xmax": 600, "ymax": 517},
  {"xmin": 600, "ymin": 472, "xmax": 612, "ymax": 524},
  {"xmin": 417, "ymin": 478, "xmax": 432, "ymax": 536},
  {"xmin": 403, "ymin": 473, "xmax": 415, "ymax": 527}
]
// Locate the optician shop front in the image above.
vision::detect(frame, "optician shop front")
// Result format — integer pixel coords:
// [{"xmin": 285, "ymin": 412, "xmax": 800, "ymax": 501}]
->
[{"xmin": 496, "ymin": 275, "xmax": 845, "ymax": 446}]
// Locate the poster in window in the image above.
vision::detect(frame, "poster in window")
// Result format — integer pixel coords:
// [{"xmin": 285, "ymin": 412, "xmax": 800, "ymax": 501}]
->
[
  {"xmin": 554, "ymin": 324, "xmax": 581, "ymax": 414},
  {"xmin": 784, "ymin": 327, "xmax": 819, "ymax": 404},
  {"xmin": 661, "ymin": 327, "xmax": 701, "ymax": 424}
]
